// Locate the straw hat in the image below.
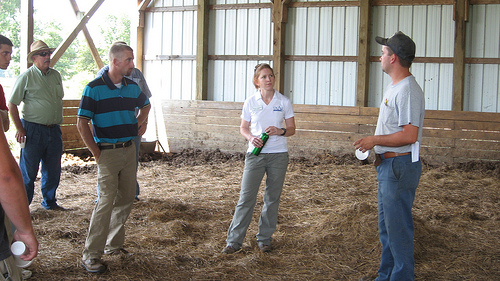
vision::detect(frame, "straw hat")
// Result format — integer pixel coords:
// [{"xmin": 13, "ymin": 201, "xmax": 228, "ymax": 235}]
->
[{"xmin": 27, "ymin": 40, "xmax": 55, "ymax": 63}]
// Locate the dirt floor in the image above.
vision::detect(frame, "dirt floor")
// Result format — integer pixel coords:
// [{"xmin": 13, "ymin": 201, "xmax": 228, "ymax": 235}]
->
[{"xmin": 24, "ymin": 149, "xmax": 499, "ymax": 280}]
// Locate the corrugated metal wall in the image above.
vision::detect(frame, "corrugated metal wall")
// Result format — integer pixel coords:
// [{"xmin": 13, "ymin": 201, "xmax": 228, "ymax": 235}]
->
[
  {"xmin": 142, "ymin": 1, "xmax": 500, "ymax": 113},
  {"xmin": 208, "ymin": 1, "xmax": 273, "ymax": 101},
  {"xmin": 284, "ymin": 5, "xmax": 359, "ymax": 106},
  {"xmin": 143, "ymin": 0, "xmax": 198, "ymax": 101},
  {"xmin": 370, "ymin": 5, "xmax": 455, "ymax": 110},
  {"xmin": 465, "ymin": 4, "xmax": 500, "ymax": 112}
]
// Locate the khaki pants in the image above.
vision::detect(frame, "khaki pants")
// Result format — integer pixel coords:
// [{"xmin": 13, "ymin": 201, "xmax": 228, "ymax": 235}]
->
[
  {"xmin": 0, "ymin": 256, "xmax": 22, "ymax": 281},
  {"xmin": 3, "ymin": 216, "xmax": 22, "ymax": 280},
  {"xmin": 82, "ymin": 145, "xmax": 137, "ymax": 260}
]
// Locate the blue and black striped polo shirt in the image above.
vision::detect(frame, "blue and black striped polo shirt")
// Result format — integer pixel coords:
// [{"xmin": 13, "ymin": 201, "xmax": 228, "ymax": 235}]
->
[{"xmin": 77, "ymin": 70, "xmax": 150, "ymax": 144}]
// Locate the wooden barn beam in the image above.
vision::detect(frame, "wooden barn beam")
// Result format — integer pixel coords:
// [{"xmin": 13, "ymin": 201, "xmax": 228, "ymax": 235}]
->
[
  {"xmin": 135, "ymin": 0, "xmax": 152, "ymax": 71},
  {"xmin": 50, "ymin": 0, "xmax": 106, "ymax": 67},
  {"xmin": 69, "ymin": 0, "xmax": 104, "ymax": 70},
  {"xmin": 196, "ymin": 0, "xmax": 210, "ymax": 100},
  {"xmin": 20, "ymin": 0, "xmax": 34, "ymax": 71},
  {"xmin": 452, "ymin": 0, "xmax": 468, "ymax": 111},
  {"xmin": 272, "ymin": 0, "xmax": 291, "ymax": 95},
  {"xmin": 356, "ymin": 0, "xmax": 372, "ymax": 107}
]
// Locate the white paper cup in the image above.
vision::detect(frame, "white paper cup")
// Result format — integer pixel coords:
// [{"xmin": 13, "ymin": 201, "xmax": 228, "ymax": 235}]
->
[
  {"xmin": 11, "ymin": 241, "xmax": 33, "ymax": 268},
  {"xmin": 20, "ymin": 137, "xmax": 26, "ymax": 149},
  {"xmin": 355, "ymin": 149, "xmax": 370, "ymax": 160}
]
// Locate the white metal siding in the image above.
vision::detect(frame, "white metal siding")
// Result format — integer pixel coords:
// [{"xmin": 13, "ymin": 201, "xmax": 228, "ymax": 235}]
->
[
  {"xmin": 370, "ymin": 5, "xmax": 455, "ymax": 111},
  {"xmin": 143, "ymin": 1, "xmax": 499, "ymax": 113},
  {"xmin": 464, "ymin": 4, "xmax": 500, "ymax": 112},
  {"xmin": 143, "ymin": 0, "xmax": 198, "ymax": 101},
  {"xmin": 207, "ymin": 4, "xmax": 272, "ymax": 101},
  {"xmin": 284, "ymin": 6, "xmax": 359, "ymax": 106}
]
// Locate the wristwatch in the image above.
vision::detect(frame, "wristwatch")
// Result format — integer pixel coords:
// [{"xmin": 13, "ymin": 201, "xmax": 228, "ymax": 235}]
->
[{"xmin": 280, "ymin": 128, "xmax": 286, "ymax": 136}]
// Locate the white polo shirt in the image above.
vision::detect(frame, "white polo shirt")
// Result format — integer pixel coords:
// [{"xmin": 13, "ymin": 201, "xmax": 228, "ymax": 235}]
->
[{"xmin": 241, "ymin": 89, "xmax": 295, "ymax": 154}]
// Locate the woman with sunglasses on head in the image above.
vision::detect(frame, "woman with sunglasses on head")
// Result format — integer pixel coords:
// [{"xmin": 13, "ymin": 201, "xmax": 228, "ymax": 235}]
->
[{"xmin": 223, "ymin": 63, "xmax": 296, "ymax": 254}]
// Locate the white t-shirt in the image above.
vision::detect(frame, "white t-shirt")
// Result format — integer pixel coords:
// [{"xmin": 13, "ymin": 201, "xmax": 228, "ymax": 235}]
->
[
  {"xmin": 241, "ymin": 89, "xmax": 295, "ymax": 153},
  {"xmin": 374, "ymin": 75, "xmax": 425, "ymax": 155}
]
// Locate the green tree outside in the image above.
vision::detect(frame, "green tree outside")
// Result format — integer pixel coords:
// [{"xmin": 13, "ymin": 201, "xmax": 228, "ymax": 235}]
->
[{"xmin": 0, "ymin": 0, "xmax": 131, "ymax": 96}]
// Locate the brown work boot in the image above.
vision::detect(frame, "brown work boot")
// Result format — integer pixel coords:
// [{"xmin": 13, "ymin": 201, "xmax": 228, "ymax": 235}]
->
[
  {"xmin": 222, "ymin": 245, "xmax": 238, "ymax": 254},
  {"xmin": 82, "ymin": 258, "xmax": 106, "ymax": 273}
]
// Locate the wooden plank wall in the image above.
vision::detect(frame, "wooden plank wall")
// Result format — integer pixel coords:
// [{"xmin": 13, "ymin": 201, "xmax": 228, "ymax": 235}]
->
[
  {"xmin": 61, "ymin": 99, "xmax": 83, "ymax": 151},
  {"xmin": 61, "ymin": 100, "xmax": 500, "ymax": 165}
]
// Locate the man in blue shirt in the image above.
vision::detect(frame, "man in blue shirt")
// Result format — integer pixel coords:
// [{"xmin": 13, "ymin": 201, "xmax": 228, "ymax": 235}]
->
[
  {"xmin": 96, "ymin": 56, "xmax": 152, "ymax": 201},
  {"xmin": 77, "ymin": 42, "xmax": 150, "ymax": 274}
]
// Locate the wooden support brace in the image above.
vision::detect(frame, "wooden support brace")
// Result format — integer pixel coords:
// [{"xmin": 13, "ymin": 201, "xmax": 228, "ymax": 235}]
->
[
  {"xmin": 50, "ymin": 0, "xmax": 106, "ymax": 67},
  {"xmin": 68, "ymin": 0, "xmax": 104, "ymax": 70}
]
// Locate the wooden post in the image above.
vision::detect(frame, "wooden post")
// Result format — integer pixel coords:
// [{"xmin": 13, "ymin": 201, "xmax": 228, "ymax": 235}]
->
[
  {"xmin": 356, "ymin": 0, "xmax": 372, "ymax": 107},
  {"xmin": 196, "ymin": 0, "xmax": 210, "ymax": 100},
  {"xmin": 452, "ymin": 0, "xmax": 468, "ymax": 111},
  {"xmin": 272, "ymin": 0, "xmax": 291, "ymax": 95},
  {"xmin": 20, "ymin": 0, "xmax": 34, "ymax": 71},
  {"xmin": 136, "ymin": 0, "xmax": 152, "ymax": 71}
]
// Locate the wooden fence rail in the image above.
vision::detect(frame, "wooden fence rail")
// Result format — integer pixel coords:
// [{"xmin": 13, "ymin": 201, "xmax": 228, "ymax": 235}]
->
[{"xmin": 62, "ymin": 100, "xmax": 500, "ymax": 165}]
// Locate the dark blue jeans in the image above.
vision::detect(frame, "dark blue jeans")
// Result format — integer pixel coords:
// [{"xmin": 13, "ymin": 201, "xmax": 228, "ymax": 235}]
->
[
  {"xmin": 19, "ymin": 120, "xmax": 62, "ymax": 209},
  {"xmin": 375, "ymin": 154, "xmax": 421, "ymax": 281}
]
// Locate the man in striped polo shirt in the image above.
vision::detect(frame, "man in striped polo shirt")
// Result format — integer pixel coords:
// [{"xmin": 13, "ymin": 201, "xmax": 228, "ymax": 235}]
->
[{"xmin": 77, "ymin": 42, "xmax": 150, "ymax": 274}]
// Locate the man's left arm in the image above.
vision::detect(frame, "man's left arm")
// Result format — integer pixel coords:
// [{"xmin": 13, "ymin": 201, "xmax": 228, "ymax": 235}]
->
[{"xmin": 137, "ymin": 104, "xmax": 151, "ymax": 136}]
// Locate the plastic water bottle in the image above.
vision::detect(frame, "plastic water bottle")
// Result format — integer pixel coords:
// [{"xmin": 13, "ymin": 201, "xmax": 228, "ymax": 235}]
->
[{"xmin": 251, "ymin": 133, "xmax": 269, "ymax": 156}]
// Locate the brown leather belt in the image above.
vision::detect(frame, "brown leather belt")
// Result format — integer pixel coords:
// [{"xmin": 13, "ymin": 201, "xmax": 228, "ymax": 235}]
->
[
  {"xmin": 98, "ymin": 140, "xmax": 133, "ymax": 150},
  {"xmin": 383, "ymin": 152, "xmax": 410, "ymax": 159},
  {"xmin": 374, "ymin": 152, "xmax": 411, "ymax": 166}
]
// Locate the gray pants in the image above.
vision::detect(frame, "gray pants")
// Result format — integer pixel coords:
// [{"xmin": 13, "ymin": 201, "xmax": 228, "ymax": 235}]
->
[{"xmin": 226, "ymin": 152, "xmax": 289, "ymax": 249}]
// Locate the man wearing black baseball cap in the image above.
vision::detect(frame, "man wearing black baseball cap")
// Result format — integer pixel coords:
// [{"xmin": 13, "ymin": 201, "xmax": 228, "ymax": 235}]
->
[{"xmin": 354, "ymin": 31, "xmax": 425, "ymax": 281}]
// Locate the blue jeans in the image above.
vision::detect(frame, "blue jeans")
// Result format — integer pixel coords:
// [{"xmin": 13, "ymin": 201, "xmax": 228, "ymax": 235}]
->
[
  {"xmin": 19, "ymin": 120, "xmax": 62, "ymax": 209},
  {"xmin": 226, "ymin": 152, "xmax": 289, "ymax": 249},
  {"xmin": 375, "ymin": 154, "xmax": 421, "ymax": 281}
]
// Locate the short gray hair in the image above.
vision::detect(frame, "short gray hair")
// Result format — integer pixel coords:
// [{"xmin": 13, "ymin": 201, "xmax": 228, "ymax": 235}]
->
[{"xmin": 109, "ymin": 41, "xmax": 133, "ymax": 63}]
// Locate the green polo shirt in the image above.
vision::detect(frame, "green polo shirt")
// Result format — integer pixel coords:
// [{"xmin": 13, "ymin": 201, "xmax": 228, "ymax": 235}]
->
[{"xmin": 10, "ymin": 65, "xmax": 64, "ymax": 125}]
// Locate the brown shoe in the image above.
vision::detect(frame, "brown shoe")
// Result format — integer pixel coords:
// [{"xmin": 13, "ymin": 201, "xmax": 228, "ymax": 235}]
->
[
  {"xmin": 105, "ymin": 248, "xmax": 132, "ymax": 256},
  {"xmin": 48, "ymin": 205, "xmax": 67, "ymax": 211},
  {"xmin": 222, "ymin": 246, "xmax": 238, "ymax": 254},
  {"xmin": 82, "ymin": 258, "xmax": 106, "ymax": 273},
  {"xmin": 258, "ymin": 244, "xmax": 272, "ymax": 253}
]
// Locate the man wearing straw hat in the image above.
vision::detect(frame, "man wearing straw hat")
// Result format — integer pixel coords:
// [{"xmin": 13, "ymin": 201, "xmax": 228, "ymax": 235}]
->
[
  {"xmin": 8, "ymin": 40, "xmax": 65, "ymax": 211},
  {"xmin": 354, "ymin": 31, "xmax": 425, "ymax": 281}
]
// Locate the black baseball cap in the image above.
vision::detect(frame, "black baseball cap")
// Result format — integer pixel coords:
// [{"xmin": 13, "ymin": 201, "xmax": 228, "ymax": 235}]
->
[{"xmin": 376, "ymin": 31, "xmax": 416, "ymax": 63}]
